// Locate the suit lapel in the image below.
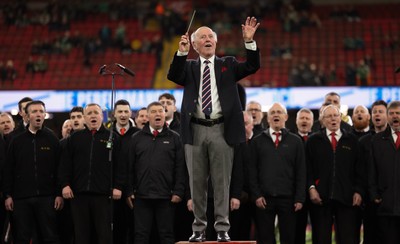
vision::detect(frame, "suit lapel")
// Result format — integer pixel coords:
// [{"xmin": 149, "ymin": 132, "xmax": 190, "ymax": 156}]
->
[
  {"xmin": 215, "ymin": 57, "xmax": 222, "ymax": 90},
  {"xmin": 192, "ymin": 59, "xmax": 201, "ymax": 93}
]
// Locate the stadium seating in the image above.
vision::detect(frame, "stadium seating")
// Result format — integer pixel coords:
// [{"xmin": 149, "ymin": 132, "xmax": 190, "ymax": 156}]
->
[{"xmin": 0, "ymin": 3, "xmax": 399, "ymax": 90}]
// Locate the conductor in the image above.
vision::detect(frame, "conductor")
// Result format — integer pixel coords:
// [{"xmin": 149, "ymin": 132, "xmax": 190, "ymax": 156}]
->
[{"xmin": 167, "ymin": 16, "xmax": 260, "ymax": 242}]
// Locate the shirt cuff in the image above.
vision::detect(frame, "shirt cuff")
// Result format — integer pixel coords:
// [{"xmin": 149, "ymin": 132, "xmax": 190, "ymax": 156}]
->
[
  {"xmin": 177, "ymin": 50, "xmax": 189, "ymax": 56},
  {"xmin": 245, "ymin": 41, "xmax": 257, "ymax": 51}
]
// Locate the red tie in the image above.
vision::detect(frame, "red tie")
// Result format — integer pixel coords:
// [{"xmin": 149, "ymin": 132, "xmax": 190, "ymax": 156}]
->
[
  {"xmin": 91, "ymin": 130, "xmax": 96, "ymax": 135},
  {"xmin": 273, "ymin": 132, "xmax": 281, "ymax": 148},
  {"xmin": 330, "ymin": 132, "xmax": 337, "ymax": 151},
  {"xmin": 120, "ymin": 128, "xmax": 126, "ymax": 136},
  {"xmin": 303, "ymin": 135, "xmax": 308, "ymax": 141},
  {"xmin": 166, "ymin": 122, "xmax": 169, "ymax": 127},
  {"xmin": 153, "ymin": 130, "xmax": 159, "ymax": 137},
  {"xmin": 396, "ymin": 131, "xmax": 400, "ymax": 149}
]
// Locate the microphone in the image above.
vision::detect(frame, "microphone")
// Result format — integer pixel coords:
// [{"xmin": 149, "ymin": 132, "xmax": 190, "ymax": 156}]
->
[
  {"xmin": 395, "ymin": 67, "xmax": 400, "ymax": 73},
  {"xmin": 115, "ymin": 63, "xmax": 135, "ymax": 77},
  {"xmin": 99, "ymin": 65, "xmax": 107, "ymax": 74}
]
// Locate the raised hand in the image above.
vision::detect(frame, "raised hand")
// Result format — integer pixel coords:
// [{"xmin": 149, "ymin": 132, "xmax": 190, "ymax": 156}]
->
[
  {"xmin": 179, "ymin": 32, "xmax": 191, "ymax": 53},
  {"xmin": 241, "ymin": 16, "xmax": 260, "ymax": 42}
]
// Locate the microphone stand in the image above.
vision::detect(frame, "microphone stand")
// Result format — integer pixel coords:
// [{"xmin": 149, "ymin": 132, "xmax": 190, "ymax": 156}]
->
[{"xmin": 99, "ymin": 65, "xmax": 123, "ymax": 244}]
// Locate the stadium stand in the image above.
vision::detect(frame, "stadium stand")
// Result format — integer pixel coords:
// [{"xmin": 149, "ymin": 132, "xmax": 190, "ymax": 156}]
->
[{"xmin": 0, "ymin": 2, "xmax": 399, "ymax": 90}]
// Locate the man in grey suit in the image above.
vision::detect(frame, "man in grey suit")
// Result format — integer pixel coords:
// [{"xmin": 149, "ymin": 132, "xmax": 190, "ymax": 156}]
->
[{"xmin": 167, "ymin": 16, "xmax": 260, "ymax": 242}]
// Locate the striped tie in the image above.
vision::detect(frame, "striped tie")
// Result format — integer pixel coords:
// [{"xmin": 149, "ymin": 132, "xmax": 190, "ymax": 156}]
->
[{"xmin": 202, "ymin": 60, "xmax": 212, "ymax": 116}]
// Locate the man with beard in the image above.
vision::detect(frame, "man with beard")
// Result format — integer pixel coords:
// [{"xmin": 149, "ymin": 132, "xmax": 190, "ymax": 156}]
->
[
  {"xmin": 351, "ymin": 105, "xmax": 371, "ymax": 139},
  {"xmin": 112, "ymin": 99, "xmax": 139, "ymax": 244},
  {"xmin": 350, "ymin": 105, "xmax": 371, "ymax": 243},
  {"xmin": 58, "ymin": 118, "xmax": 74, "ymax": 244},
  {"xmin": 0, "ymin": 112, "xmax": 15, "ymax": 138},
  {"xmin": 134, "ymin": 108, "xmax": 149, "ymax": 129},
  {"xmin": 4, "ymin": 100, "xmax": 63, "ymax": 243},
  {"xmin": 294, "ymin": 108, "xmax": 313, "ymax": 244},
  {"xmin": 306, "ymin": 104, "xmax": 363, "ymax": 244},
  {"xmin": 359, "ymin": 100, "xmax": 387, "ymax": 244},
  {"xmin": 369, "ymin": 101, "xmax": 400, "ymax": 244},
  {"xmin": 61, "ymin": 119, "xmax": 72, "ymax": 139},
  {"xmin": 246, "ymin": 101, "xmax": 265, "ymax": 136},
  {"xmin": 249, "ymin": 103, "xmax": 306, "ymax": 244}
]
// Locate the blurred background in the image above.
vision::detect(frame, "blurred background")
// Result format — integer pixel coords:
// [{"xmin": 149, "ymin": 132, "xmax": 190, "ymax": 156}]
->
[{"xmin": 0, "ymin": 0, "xmax": 400, "ymax": 137}]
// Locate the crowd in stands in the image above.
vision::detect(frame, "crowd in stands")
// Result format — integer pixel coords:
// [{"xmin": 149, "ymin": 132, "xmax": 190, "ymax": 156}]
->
[
  {"xmin": 1, "ymin": 0, "xmax": 399, "ymax": 88},
  {"xmin": 288, "ymin": 55, "xmax": 373, "ymax": 87},
  {"xmin": 0, "ymin": 60, "xmax": 17, "ymax": 84},
  {"xmin": 329, "ymin": 5, "xmax": 361, "ymax": 22}
]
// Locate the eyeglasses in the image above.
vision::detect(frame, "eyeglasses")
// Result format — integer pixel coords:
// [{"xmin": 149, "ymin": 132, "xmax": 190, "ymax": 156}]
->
[
  {"xmin": 324, "ymin": 114, "xmax": 340, "ymax": 119},
  {"xmin": 247, "ymin": 108, "xmax": 262, "ymax": 112}
]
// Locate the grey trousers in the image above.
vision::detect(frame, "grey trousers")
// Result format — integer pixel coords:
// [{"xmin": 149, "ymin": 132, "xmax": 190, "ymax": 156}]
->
[{"xmin": 185, "ymin": 123, "xmax": 234, "ymax": 232}]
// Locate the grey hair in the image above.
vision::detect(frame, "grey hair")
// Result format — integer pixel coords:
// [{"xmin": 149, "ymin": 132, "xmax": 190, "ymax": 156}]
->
[
  {"xmin": 321, "ymin": 104, "xmax": 341, "ymax": 117},
  {"xmin": 268, "ymin": 102, "xmax": 287, "ymax": 114},
  {"xmin": 191, "ymin": 27, "xmax": 218, "ymax": 43},
  {"xmin": 296, "ymin": 108, "xmax": 314, "ymax": 120}
]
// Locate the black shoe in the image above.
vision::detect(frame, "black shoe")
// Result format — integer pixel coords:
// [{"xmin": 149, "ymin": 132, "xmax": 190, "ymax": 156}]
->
[
  {"xmin": 217, "ymin": 231, "xmax": 231, "ymax": 242},
  {"xmin": 188, "ymin": 231, "xmax": 206, "ymax": 242}
]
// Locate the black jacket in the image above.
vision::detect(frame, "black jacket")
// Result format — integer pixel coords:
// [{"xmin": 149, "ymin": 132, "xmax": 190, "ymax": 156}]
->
[
  {"xmin": 253, "ymin": 124, "xmax": 265, "ymax": 137},
  {"xmin": 168, "ymin": 112, "xmax": 181, "ymax": 134},
  {"xmin": 58, "ymin": 125, "xmax": 123, "ymax": 195},
  {"xmin": 230, "ymin": 138, "xmax": 255, "ymax": 200},
  {"xmin": 167, "ymin": 49, "xmax": 260, "ymax": 145},
  {"xmin": 249, "ymin": 128, "xmax": 306, "ymax": 203},
  {"xmin": 127, "ymin": 124, "xmax": 186, "ymax": 200},
  {"xmin": 4, "ymin": 120, "xmax": 26, "ymax": 149},
  {"xmin": 0, "ymin": 136, "xmax": 6, "ymax": 190},
  {"xmin": 306, "ymin": 129, "xmax": 363, "ymax": 206},
  {"xmin": 358, "ymin": 131, "xmax": 375, "ymax": 201},
  {"xmin": 312, "ymin": 120, "xmax": 352, "ymax": 133},
  {"xmin": 4, "ymin": 127, "xmax": 60, "ymax": 199},
  {"xmin": 112, "ymin": 121, "xmax": 140, "ymax": 194},
  {"xmin": 369, "ymin": 127, "xmax": 400, "ymax": 216}
]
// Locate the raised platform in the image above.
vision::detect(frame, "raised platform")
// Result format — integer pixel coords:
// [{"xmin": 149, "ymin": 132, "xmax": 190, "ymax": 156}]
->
[{"xmin": 176, "ymin": 242, "xmax": 256, "ymax": 244}]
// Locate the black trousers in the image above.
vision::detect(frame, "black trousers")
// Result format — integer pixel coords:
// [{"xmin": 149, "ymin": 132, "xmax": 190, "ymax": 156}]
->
[
  {"xmin": 294, "ymin": 198, "xmax": 310, "ymax": 244},
  {"xmin": 57, "ymin": 200, "xmax": 74, "ymax": 244},
  {"xmin": 310, "ymin": 200, "xmax": 359, "ymax": 244},
  {"xmin": 362, "ymin": 202, "xmax": 379, "ymax": 244},
  {"xmin": 229, "ymin": 198, "xmax": 256, "ymax": 241},
  {"xmin": 134, "ymin": 198, "xmax": 175, "ymax": 244},
  {"xmin": 174, "ymin": 200, "xmax": 193, "ymax": 242},
  {"xmin": 255, "ymin": 197, "xmax": 296, "ymax": 244},
  {"xmin": 70, "ymin": 194, "xmax": 111, "ymax": 244},
  {"xmin": 12, "ymin": 196, "xmax": 60, "ymax": 244},
  {"xmin": 378, "ymin": 216, "xmax": 400, "ymax": 244},
  {"xmin": 113, "ymin": 198, "xmax": 134, "ymax": 244}
]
